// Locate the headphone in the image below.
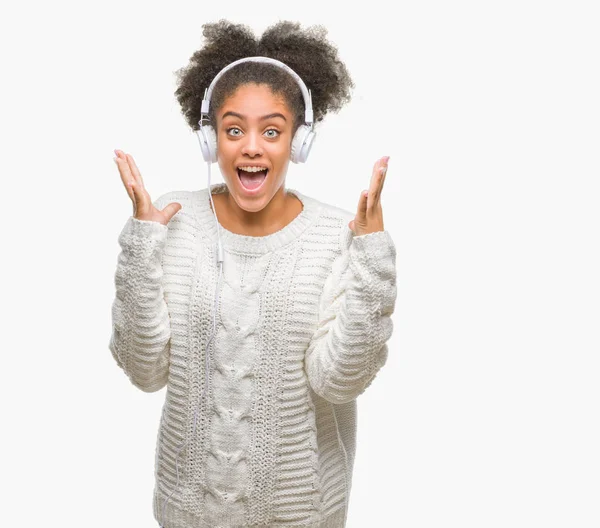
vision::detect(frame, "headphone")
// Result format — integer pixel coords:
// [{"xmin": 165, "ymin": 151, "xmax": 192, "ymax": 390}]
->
[
  {"xmin": 160, "ymin": 56, "xmax": 315, "ymax": 528},
  {"xmin": 195, "ymin": 56, "xmax": 317, "ymax": 164}
]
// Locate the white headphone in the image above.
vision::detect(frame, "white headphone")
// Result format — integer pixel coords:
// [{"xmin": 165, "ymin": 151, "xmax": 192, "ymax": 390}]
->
[{"xmin": 195, "ymin": 56, "xmax": 316, "ymax": 164}]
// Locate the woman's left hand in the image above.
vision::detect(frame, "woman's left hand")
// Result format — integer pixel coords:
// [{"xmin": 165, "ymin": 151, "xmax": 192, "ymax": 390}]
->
[{"xmin": 348, "ymin": 156, "xmax": 390, "ymax": 236}]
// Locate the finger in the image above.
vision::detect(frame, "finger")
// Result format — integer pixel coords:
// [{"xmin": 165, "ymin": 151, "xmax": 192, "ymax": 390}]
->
[
  {"xmin": 129, "ymin": 180, "xmax": 140, "ymax": 213},
  {"xmin": 114, "ymin": 150, "xmax": 142, "ymax": 188},
  {"xmin": 126, "ymin": 153, "xmax": 145, "ymax": 189},
  {"xmin": 114, "ymin": 154, "xmax": 136, "ymax": 202},
  {"xmin": 162, "ymin": 202, "xmax": 182, "ymax": 222},
  {"xmin": 367, "ymin": 158, "xmax": 382, "ymax": 209},
  {"xmin": 369, "ymin": 156, "xmax": 389, "ymax": 207},
  {"xmin": 377, "ymin": 163, "xmax": 388, "ymax": 197},
  {"xmin": 130, "ymin": 177, "xmax": 151, "ymax": 216},
  {"xmin": 126, "ymin": 178, "xmax": 135, "ymax": 204},
  {"xmin": 357, "ymin": 189, "xmax": 368, "ymax": 219},
  {"xmin": 117, "ymin": 151, "xmax": 151, "ymax": 212},
  {"xmin": 114, "ymin": 149, "xmax": 133, "ymax": 181}
]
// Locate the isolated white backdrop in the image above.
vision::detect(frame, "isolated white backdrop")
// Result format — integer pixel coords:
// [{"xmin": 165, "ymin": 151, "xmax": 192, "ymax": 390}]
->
[{"xmin": 1, "ymin": 1, "xmax": 599, "ymax": 527}]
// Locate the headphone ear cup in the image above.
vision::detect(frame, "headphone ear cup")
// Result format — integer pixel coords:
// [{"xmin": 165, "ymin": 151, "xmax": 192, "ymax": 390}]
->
[
  {"xmin": 290, "ymin": 125, "xmax": 316, "ymax": 164},
  {"xmin": 197, "ymin": 125, "xmax": 218, "ymax": 163}
]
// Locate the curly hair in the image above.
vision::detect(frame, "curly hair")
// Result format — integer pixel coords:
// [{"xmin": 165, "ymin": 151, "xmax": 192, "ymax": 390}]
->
[{"xmin": 173, "ymin": 19, "xmax": 354, "ymax": 136}]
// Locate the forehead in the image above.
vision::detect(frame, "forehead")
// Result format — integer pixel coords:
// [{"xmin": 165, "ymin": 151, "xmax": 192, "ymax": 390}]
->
[{"xmin": 218, "ymin": 83, "xmax": 292, "ymax": 119}]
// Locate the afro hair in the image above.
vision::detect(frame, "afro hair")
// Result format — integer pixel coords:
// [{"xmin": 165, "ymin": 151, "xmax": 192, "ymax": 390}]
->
[{"xmin": 173, "ymin": 20, "xmax": 355, "ymax": 136}]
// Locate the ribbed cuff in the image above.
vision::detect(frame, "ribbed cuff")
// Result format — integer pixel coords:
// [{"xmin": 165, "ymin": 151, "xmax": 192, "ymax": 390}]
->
[
  {"xmin": 129, "ymin": 216, "xmax": 169, "ymax": 241},
  {"xmin": 351, "ymin": 230, "xmax": 396, "ymax": 261}
]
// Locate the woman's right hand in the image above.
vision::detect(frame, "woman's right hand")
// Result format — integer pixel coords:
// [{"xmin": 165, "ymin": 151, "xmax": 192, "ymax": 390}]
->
[{"xmin": 114, "ymin": 149, "xmax": 182, "ymax": 225}]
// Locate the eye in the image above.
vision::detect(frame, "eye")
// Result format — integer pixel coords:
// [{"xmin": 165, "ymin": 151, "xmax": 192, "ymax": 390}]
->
[
  {"xmin": 264, "ymin": 129, "xmax": 280, "ymax": 138},
  {"xmin": 226, "ymin": 127, "xmax": 242, "ymax": 137}
]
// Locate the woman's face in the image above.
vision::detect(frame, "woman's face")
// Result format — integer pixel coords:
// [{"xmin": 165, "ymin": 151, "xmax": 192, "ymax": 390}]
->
[{"xmin": 216, "ymin": 82, "xmax": 295, "ymax": 213}]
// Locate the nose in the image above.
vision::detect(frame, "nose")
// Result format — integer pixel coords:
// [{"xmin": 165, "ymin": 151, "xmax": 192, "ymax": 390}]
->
[{"xmin": 241, "ymin": 131, "xmax": 264, "ymax": 157}]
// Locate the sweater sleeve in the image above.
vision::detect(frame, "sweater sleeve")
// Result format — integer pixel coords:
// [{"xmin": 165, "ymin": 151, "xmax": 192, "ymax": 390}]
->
[
  {"xmin": 304, "ymin": 228, "xmax": 397, "ymax": 404},
  {"xmin": 108, "ymin": 203, "xmax": 171, "ymax": 393}
]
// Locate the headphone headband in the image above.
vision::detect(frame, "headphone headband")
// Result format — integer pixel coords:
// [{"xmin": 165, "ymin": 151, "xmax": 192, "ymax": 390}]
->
[
  {"xmin": 200, "ymin": 56, "xmax": 314, "ymax": 124},
  {"xmin": 196, "ymin": 56, "xmax": 317, "ymax": 164}
]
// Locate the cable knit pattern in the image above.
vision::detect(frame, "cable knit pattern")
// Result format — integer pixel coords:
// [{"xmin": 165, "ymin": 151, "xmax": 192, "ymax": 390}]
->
[{"xmin": 109, "ymin": 183, "xmax": 397, "ymax": 527}]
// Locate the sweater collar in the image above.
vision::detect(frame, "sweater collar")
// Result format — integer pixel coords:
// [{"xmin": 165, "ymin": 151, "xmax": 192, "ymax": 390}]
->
[{"xmin": 192, "ymin": 183, "xmax": 321, "ymax": 255}]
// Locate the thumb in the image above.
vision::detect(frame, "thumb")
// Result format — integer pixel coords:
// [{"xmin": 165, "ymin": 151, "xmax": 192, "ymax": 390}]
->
[{"xmin": 162, "ymin": 202, "xmax": 182, "ymax": 223}]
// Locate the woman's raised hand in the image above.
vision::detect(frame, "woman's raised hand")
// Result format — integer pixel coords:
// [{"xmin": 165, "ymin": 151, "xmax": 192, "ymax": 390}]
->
[
  {"xmin": 114, "ymin": 149, "xmax": 181, "ymax": 225},
  {"xmin": 348, "ymin": 156, "xmax": 390, "ymax": 236}
]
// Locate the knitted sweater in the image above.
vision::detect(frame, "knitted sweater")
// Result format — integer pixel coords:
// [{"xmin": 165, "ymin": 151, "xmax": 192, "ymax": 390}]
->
[{"xmin": 109, "ymin": 182, "xmax": 397, "ymax": 528}]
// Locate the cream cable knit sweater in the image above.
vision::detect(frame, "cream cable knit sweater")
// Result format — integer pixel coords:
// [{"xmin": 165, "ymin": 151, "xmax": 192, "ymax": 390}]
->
[{"xmin": 109, "ymin": 183, "xmax": 397, "ymax": 528}]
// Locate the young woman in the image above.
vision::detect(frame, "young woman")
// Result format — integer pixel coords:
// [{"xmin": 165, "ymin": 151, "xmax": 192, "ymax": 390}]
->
[{"xmin": 110, "ymin": 20, "xmax": 397, "ymax": 528}]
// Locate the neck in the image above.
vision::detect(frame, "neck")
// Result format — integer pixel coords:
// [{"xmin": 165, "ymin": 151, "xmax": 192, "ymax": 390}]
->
[{"xmin": 214, "ymin": 185, "xmax": 303, "ymax": 237}]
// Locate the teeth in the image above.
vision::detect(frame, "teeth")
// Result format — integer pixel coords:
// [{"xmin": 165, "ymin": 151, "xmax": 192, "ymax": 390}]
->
[{"xmin": 238, "ymin": 166, "xmax": 267, "ymax": 173}]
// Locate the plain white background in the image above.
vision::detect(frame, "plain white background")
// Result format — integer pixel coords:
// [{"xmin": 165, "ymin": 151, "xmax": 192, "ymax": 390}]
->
[{"xmin": 1, "ymin": 1, "xmax": 599, "ymax": 526}]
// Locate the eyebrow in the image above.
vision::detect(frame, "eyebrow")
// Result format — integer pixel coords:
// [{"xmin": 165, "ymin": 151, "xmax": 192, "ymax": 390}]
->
[{"xmin": 221, "ymin": 111, "xmax": 287, "ymax": 122}]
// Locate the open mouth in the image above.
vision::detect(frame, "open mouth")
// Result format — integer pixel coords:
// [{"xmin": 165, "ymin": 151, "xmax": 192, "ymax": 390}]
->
[{"xmin": 237, "ymin": 168, "xmax": 269, "ymax": 192}]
